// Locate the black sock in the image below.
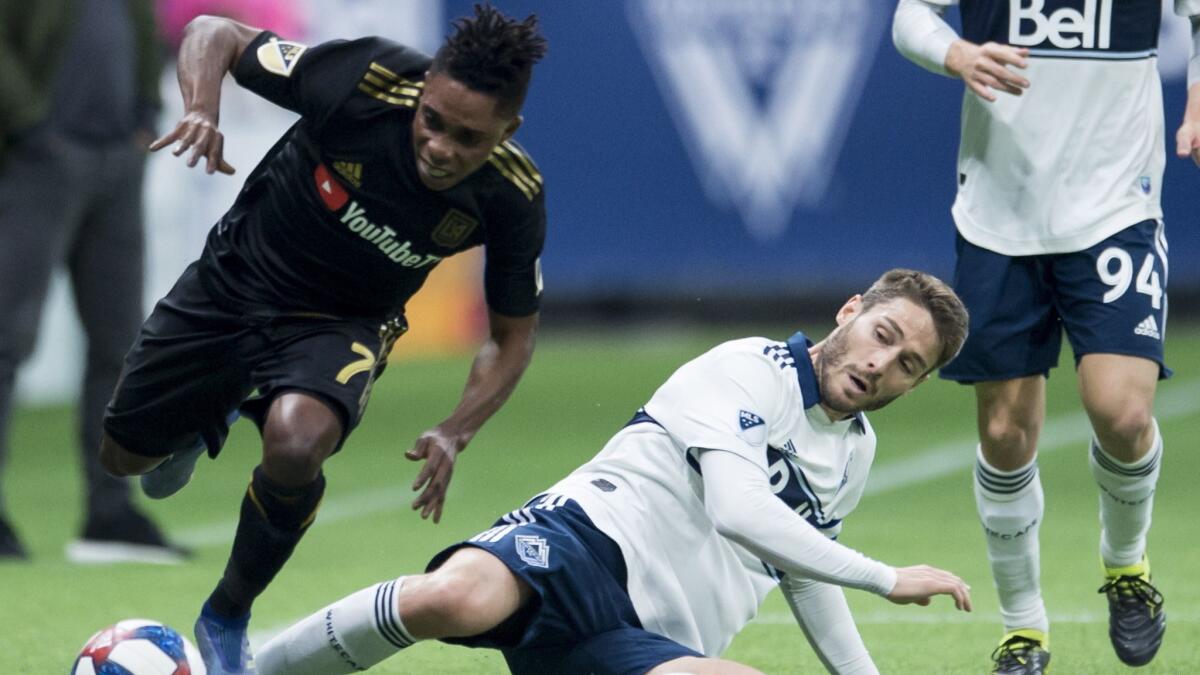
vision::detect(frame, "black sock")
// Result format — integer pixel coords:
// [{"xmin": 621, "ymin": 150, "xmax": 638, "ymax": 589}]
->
[{"xmin": 207, "ymin": 465, "xmax": 325, "ymax": 618}]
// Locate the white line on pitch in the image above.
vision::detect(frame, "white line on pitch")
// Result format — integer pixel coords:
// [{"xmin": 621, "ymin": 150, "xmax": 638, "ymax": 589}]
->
[
  {"xmin": 866, "ymin": 380, "xmax": 1200, "ymax": 495},
  {"xmin": 751, "ymin": 609, "xmax": 1200, "ymax": 626}
]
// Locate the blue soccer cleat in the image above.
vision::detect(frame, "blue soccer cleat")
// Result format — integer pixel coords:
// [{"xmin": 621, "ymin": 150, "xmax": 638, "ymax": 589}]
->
[
  {"xmin": 140, "ymin": 440, "xmax": 208, "ymax": 499},
  {"xmin": 195, "ymin": 602, "xmax": 257, "ymax": 674}
]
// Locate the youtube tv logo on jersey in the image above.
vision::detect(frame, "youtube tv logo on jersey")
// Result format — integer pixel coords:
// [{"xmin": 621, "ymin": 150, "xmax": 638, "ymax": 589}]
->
[{"xmin": 314, "ymin": 164, "xmax": 349, "ymax": 211}]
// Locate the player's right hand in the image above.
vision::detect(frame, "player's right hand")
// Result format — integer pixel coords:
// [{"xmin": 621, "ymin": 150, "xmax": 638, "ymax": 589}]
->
[
  {"xmin": 149, "ymin": 110, "xmax": 236, "ymax": 175},
  {"xmin": 945, "ymin": 40, "xmax": 1030, "ymax": 103},
  {"xmin": 886, "ymin": 564, "xmax": 973, "ymax": 612}
]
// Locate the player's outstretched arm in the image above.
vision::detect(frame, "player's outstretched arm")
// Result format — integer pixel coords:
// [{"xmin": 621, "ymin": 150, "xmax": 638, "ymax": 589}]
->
[
  {"xmin": 149, "ymin": 15, "xmax": 259, "ymax": 174},
  {"xmin": 893, "ymin": 0, "xmax": 1029, "ymax": 102},
  {"xmin": 406, "ymin": 311, "xmax": 538, "ymax": 523},
  {"xmin": 1176, "ymin": 17, "xmax": 1200, "ymax": 167},
  {"xmin": 699, "ymin": 448, "xmax": 973, "ymax": 613},
  {"xmin": 887, "ymin": 564, "xmax": 973, "ymax": 611}
]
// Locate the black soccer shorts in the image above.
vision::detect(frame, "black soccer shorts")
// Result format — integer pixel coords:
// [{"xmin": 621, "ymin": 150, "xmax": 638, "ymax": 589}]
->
[{"xmin": 103, "ymin": 262, "xmax": 406, "ymax": 459}]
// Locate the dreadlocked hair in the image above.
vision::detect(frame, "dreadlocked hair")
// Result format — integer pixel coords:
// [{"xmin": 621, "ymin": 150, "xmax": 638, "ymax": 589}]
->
[{"xmin": 430, "ymin": 4, "xmax": 548, "ymax": 117}]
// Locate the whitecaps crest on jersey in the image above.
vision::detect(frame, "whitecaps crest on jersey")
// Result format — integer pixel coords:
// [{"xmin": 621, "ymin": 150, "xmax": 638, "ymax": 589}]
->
[{"xmin": 627, "ymin": 0, "xmax": 884, "ymax": 240}]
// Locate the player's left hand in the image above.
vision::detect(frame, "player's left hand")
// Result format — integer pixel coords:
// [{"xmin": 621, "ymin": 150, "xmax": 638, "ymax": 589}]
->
[
  {"xmin": 887, "ymin": 564, "xmax": 973, "ymax": 612},
  {"xmin": 1175, "ymin": 116, "xmax": 1200, "ymax": 167},
  {"xmin": 405, "ymin": 428, "xmax": 463, "ymax": 523}
]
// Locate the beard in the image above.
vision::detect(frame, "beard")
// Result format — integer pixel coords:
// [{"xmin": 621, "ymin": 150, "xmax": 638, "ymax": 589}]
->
[{"xmin": 816, "ymin": 325, "xmax": 898, "ymax": 414}]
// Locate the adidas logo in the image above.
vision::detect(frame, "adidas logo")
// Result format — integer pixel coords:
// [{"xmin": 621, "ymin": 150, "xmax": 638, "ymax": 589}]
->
[
  {"xmin": 1133, "ymin": 315, "xmax": 1161, "ymax": 340},
  {"xmin": 332, "ymin": 161, "xmax": 363, "ymax": 188}
]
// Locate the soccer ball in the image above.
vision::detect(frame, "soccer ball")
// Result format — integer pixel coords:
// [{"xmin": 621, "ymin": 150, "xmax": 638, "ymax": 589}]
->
[{"xmin": 72, "ymin": 619, "xmax": 206, "ymax": 675}]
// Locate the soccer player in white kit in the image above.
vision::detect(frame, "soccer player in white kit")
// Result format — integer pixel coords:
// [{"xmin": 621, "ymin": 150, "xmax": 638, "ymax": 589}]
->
[
  {"xmin": 893, "ymin": 1, "xmax": 1200, "ymax": 672},
  {"xmin": 253, "ymin": 269, "xmax": 972, "ymax": 675}
]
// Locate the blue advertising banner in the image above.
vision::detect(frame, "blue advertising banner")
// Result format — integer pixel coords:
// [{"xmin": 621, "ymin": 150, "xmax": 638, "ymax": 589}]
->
[{"xmin": 444, "ymin": 0, "xmax": 1200, "ymax": 296}]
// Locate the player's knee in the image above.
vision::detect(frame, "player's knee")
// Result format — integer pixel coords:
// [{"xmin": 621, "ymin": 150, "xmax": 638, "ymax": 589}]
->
[
  {"xmin": 1091, "ymin": 404, "xmax": 1154, "ymax": 458},
  {"xmin": 405, "ymin": 572, "xmax": 501, "ymax": 636},
  {"xmin": 260, "ymin": 434, "xmax": 328, "ymax": 486},
  {"xmin": 980, "ymin": 417, "xmax": 1037, "ymax": 464},
  {"xmin": 261, "ymin": 397, "xmax": 341, "ymax": 485}
]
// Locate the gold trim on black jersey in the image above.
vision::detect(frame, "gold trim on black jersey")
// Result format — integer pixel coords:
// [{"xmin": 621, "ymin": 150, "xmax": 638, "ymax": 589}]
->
[
  {"xmin": 358, "ymin": 62, "xmax": 425, "ymax": 108},
  {"xmin": 488, "ymin": 141, "xmax": 542, "ymax": 200}
]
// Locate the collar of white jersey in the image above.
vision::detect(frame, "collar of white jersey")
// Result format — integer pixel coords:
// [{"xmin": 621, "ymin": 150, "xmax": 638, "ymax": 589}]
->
[{"xmin": 786, "ymin": 331, "xmax": 867, "ymax": 434}]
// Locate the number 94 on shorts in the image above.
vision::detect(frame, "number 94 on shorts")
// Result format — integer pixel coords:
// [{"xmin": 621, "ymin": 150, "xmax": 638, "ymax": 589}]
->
[{"xmin": 941, "ymin": 219, "xmax": 1171, "ymax": 383}]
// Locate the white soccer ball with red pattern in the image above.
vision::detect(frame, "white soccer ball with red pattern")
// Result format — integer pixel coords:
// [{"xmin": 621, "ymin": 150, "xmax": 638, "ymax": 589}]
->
[{"xmin": 72, "ymin": 619, "xmax": 205, "ymax": 675}]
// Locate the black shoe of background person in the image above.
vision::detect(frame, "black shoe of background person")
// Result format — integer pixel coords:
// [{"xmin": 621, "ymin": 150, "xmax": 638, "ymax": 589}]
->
[
  {"xmin": 0, "ymin": 515, "xmax": 29, "ymax": 560},
  {"xmin": 65, "ymin": 504, "xmax": 193, "ymax": 565}
]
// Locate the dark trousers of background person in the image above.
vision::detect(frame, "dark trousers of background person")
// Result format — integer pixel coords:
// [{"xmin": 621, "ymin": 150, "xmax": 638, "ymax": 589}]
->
[{"xmin": 0, "ymin": 128, "xmax": 159, "ymax": 559}]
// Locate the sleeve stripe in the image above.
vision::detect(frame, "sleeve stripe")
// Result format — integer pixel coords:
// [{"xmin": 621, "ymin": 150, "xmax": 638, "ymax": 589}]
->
[
  {"xmin": 362, "ymin": 71, "xmax": 422, "ymax": 97},
  {"xmin": 356, "ymin": 82, "xmax": 417, "ymax": 108},
  {"xmin": 500, "ymin": 141, "xmax": 543, "ymax": 185},
  {"xmin": 492, "ymin": 148, "xmax": 541, "ymax": 194},
  {"xmin": 367, "ymin": 61, "xmax": 425, "ymax": 88},
  {"xmin": 487, "ymin": 157, "xmax": 536, "ymax": 200}
]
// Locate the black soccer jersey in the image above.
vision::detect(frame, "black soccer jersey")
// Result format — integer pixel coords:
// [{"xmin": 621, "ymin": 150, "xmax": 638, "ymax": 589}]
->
[{"xmin": 197, "ymin": 31, "xmax": 546, "ymax": 320}]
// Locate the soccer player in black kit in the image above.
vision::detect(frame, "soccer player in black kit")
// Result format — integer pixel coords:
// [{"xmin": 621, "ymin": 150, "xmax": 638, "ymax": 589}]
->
[{"xmin": 97, "ymin": 7, "xmax": 547, "ymax": 674}]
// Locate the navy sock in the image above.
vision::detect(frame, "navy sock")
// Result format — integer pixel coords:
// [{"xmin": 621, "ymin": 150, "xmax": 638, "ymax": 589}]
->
[{"xmin": 207, "ymin": 465, "xmax": 325, "ymax": 618}]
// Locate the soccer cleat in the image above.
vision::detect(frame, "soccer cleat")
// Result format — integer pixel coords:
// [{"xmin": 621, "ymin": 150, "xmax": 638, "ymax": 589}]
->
[
  {"xmin": 0, "ymin": 515, "xmax": 29, "ymax": 560},
  {"xmin": 990, "ymin": 629, "xmax": 1050, "ymax": 674},
  {"xmin": 195, "ymin": 603, "xmax": 257, "ymax": 674},
  {"xmin": 1099, "ymin": 557, "xmax": 1165, "ymax": 666},
  {"xmin": 140, "ymin": 439, "xmax": 208, "ymax": 499},
  {"xmin": 65, "ymin": 505, "xmax": 191, "ymax": 564}
]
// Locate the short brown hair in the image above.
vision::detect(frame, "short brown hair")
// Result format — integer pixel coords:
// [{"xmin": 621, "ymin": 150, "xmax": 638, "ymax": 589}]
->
[{"xmin": 860, "ymin": 269, "xmax": 969, "ymax": 372}]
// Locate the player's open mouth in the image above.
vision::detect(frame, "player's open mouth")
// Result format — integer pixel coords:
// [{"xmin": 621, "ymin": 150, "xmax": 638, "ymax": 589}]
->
[
  {"xmin": 419, "ymin": 158, "xmax": 452, "ymax": 179},
  {"xmin": 848, "ymin": 373, "xmax": 868, "ymax": 394}
]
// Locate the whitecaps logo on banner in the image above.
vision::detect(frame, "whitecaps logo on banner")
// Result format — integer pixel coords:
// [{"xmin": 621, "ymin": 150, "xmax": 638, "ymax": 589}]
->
[{"xmin": 628, "ymin": 0, "xmax": 883, "ymax": 240}]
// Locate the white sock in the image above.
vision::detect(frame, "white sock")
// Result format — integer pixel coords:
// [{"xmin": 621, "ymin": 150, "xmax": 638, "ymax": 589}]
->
[
  {"xmin": 1090, "ymin": 421, "xmax": 1162, "ymax": 568},
  {"xmin": 257, "ymin": 577, "xmax": 417, "ymax": 674},
  {"xmin": 974, "ymin": 446, "xmax": 1048, "ymax": 634}
]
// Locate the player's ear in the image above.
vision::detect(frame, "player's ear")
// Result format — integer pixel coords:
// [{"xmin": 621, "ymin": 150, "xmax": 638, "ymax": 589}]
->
[
  {"xmin": 835, "ymin": 294, "xmax": 863, "ymax": 327},
  {"xmin": 501, "ymin": 115, "xmax": 523, "ymax": 142}
]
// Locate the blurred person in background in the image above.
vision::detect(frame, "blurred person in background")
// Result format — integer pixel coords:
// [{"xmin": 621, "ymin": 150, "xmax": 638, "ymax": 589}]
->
[
  {"xmin": 0, "ymin": 0, "xmax": 189, "ymax": 563},
  {"xmin": 97, "ymin": 5, "xmax": 548, "ymax": 673},
  {"xmin": 894, "ymin": 0, "xmax": 1200, "ymax": 672}
]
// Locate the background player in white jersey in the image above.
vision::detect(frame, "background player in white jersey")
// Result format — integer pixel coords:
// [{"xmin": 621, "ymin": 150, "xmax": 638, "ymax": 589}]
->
[
  {"xmin": 893, "ymin": 1, "xmax": 1200, "ymax": 672},
  {"xmin": 252, "ymin": 269, "xmax": 972, "ymax": 675}
]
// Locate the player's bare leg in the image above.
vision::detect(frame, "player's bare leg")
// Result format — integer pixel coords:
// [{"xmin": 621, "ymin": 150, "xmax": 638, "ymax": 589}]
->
[
  {"xmin": 648, "ymin": 656, "xmax": 764, "ymax": 675},
  {"xmin": 973, "ymin": 376, "xmax": 1051, "ymax": 673},
  {"xmin": 257, "ymin": 547, "xmax": 531, "ymax": 674},
  {"xmin": 198, "ymin": 392, "xmax": 340, "ymax": 675},
  {"xmin": 1078, "ymin": 353, "xmax": 1165, "ymax": 666}
]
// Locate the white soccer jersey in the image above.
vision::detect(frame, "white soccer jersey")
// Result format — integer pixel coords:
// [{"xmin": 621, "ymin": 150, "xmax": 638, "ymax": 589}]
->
[
  {"xmin": 934, "ymin": 0, "xmax": 1197, "ymax": 255},
  {"xmin": 548, "ymin": 333, "xmax": 877, "ymax": 656}
]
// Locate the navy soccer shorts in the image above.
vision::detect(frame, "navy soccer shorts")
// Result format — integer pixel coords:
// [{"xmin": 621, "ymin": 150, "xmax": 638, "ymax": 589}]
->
[
  {"xmin": 942, "ymin": 219, "xmax": 1172, "ymax": 383},
  {"xmin": 428, "ymin": 494, "xmax": 702, "ymax": 675},
  {"xmin": 103, "ymin": 262, "xmax": 405, "ymax": 458}
]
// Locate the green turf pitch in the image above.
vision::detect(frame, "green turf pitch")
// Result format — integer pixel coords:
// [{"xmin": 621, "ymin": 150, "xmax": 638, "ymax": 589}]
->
[{"xmin": 3, "ymin": 324, "xmax": 1198, "ymax": 673}]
